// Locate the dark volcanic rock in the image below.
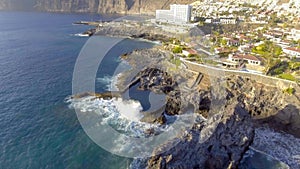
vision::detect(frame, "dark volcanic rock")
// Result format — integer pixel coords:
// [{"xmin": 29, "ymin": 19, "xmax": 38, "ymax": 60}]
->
[
  {"xmin": 222, "ymin": 75, "xmax": 300, "ymax": 138},
  {"xmin": 145, "ymin": 104, "xmax": 254, "ymax": 169},
  {"xmin": 135, "ymin": 68, "xmax": 179, "ymax": 94},
  {"xmin": 133, "ymin": 67, "xmax": 183, "ymax": 116},
  {"xmin": 195, "ymin": 75, "xmax": 300, "ymax": 138}
]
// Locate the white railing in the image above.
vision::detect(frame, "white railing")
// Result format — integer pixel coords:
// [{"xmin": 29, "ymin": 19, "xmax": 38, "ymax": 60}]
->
[{"xmin": 180, "ymin": 58, "xmax": 298, "ymax": 86}]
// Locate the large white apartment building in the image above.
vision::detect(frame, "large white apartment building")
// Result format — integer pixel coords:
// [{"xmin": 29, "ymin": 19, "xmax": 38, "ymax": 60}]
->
[{"xmin": 156, "ymin": 4, "xmax": 192, "ymax": 24}]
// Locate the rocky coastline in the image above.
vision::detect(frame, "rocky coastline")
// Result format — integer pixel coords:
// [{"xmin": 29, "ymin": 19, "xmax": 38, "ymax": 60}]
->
[
  {"xmin": 71, "ymin": 21, "xmax": 300, "ymax": 168},
  {"xmin": 115, "ymin": 47, "xmax": 300, "ymax": 169}
]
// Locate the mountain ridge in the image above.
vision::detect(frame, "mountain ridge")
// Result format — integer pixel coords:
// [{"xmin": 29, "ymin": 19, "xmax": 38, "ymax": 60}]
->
[{"xmin": 0, "ymin": 0, "xmax": 195, "ymax": 14}]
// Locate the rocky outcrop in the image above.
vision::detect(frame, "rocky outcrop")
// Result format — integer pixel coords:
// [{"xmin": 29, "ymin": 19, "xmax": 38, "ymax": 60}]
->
[
  {"xmin": 71, "ymin": 46, "xmax": 299, "ymax": 168},
  {"xmin": 222, "ymin": 75, "xmax": 300, "ymax": 137},
  {"xmin": 121, "ymin": 49, "xmax": 300, "ymax": 168},
  {"xmin": 135, "ymin": 71, "xmax": 300, "ymax": 168},
  {"xmin": 126, "ymin": 67, "xmax": 183, "ymax": 117},
  {"xmin": 145, "ymin": 104, "xmax": 254, "ymax": 169}
]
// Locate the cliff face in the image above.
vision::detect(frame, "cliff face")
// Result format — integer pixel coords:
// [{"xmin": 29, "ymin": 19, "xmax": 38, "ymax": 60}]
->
[
  {"xmin": 0, "ymin": 0, "xmax": 36, "ymax": 10},
  {"xmin": 0, "ymin": 1, "xmax": 8, "ymax": 10},
  {"xmin": 34, "ymin": 0, "xmax": 195, "ymax": 14}
]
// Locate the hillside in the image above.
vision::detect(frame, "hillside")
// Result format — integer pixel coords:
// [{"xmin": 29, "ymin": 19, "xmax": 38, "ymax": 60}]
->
[{"xmin": 0, "ymin": 0, "xmax": 195, "ymax": 14}]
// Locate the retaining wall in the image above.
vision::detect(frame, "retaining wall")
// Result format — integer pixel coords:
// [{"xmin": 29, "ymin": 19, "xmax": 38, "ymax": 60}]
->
[{"xmin": 181, "ymin": 59, "xmax": 299, "ymax": 89}]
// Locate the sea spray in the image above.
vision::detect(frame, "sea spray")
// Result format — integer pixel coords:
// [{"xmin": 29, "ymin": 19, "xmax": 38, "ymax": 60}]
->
[
  {"xmin": 66, "ymin": 95, "xmax": 168, "ymax": 138},
  {"xmin": 96, "ymin": 73, "xmax": 123, "ymax": 91}
]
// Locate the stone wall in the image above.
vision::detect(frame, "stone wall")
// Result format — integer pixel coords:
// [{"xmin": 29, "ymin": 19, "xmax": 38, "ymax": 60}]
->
[{"xmin": 181, "ymin": 59, "xmax": 299, "ymax": 89}]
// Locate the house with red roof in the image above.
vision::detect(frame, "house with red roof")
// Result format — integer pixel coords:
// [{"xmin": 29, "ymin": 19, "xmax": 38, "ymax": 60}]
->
[
  {"xmin": 228, "ymin": 53, "xmax": 261, "ymax": 65},
  {"xmin": 182, "ymin": 49, "xmax": 198, "ymax": 57},
  {"xmin": 220, "ymin": 53, "xmax": 261, "ymax": 69},
  {"xmin": 283, "ymin": 47, "xmax": 300, "ymax": 59}
]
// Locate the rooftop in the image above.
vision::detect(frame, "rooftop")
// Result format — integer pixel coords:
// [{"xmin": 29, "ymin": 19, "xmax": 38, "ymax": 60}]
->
[
  {"xmin": 285, "ymin": 47, "xmax": 300, "ymax": 53},
  {"xmin": 232, "ymin": 54, "xmax": 260, "ymax": 61}
]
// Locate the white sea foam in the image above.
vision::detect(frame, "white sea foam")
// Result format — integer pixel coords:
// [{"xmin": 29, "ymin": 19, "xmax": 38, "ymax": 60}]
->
[
  {"xmin": 73, "ymin": 33, "xmax": 89, "ymax": 37},
  {"xmin": 96, "ymin": 74, "xmax": 121, "ymax": 91},
  {"xmin": 66, "ymin": 95, "xmax": 167, "ymax": 138},
  {"xmin": 113, "ymin": 98, "xmax": 144, "ymax": 122}
]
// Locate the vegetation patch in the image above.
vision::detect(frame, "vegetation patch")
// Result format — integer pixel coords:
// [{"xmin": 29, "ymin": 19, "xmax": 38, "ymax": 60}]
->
[
  {"xmin": 278, "ymin": 73, "xmax": 296, "ymax": 81},
  {"xmin": 283, "ymin": 87, "xmax": 295, "ymax": 95},
  {"xmin": 171, "ymin": 58, "xmax": 181, "ymax": 67}
]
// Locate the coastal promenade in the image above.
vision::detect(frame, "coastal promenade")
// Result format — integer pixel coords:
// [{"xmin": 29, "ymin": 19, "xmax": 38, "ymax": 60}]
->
[{"xmin": 181, "ymin": 58, "xmax": 299, "ymax": 89}]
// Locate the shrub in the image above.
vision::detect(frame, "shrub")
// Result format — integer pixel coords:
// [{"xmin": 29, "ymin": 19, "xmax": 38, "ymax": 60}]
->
[
  {"xmin": 278, "ymin": 73, "xmax": 296, "ymax": 81},
  {"xmin": 172, "ymin": 46, "xmax": 183, "ymax": 53},
  {"xmin": 283, "ymin": 87, "xmax": 295, "ymax": 95}
]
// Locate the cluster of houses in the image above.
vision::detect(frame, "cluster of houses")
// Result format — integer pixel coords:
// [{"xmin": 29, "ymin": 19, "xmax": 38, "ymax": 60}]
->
[
  {"xmin": 154, "ymin": 1, "xmax": 299, "ymax": 74},
  {"xmin": 191, "ymin": 0, "xmax": 300, "ymax": 25},
  {"xmin": 261, "ymin": 27, "xmax": 300, "ymax": 59},
  {"xmin": 211, "ymin": 25, "xmax": 300, "ymax": 71}
]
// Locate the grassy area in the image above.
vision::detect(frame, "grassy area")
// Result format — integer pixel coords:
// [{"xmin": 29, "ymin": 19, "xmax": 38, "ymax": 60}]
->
[{"xmin": 278, "ymin": 73, "xmax": 296, "ymax": 81}]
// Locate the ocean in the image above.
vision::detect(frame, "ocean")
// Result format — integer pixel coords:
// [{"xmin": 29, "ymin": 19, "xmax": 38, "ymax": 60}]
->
[
  {"xmin": 0, "ymin": 11, "xmax": 292, "ymax": 169},
  {"xmin": 0, "ymin": 11, "xmax": 154, "ymax": 169}
]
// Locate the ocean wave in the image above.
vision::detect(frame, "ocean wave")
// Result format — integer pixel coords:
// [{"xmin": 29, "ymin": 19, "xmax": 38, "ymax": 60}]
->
[
  {"xmin": 66, "ymin": 95, "xmax": 168, "ymax": 138},
  {"xmin": 96, "ymin": 74, "xmax": 121, "ymax": 91},
  {"xmin": 72, "ymin": 33, "xmax": 89, "ymax": 37}
]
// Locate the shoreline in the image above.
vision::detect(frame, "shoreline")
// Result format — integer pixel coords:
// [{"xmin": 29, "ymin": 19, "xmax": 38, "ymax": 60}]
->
[{"xmin": 71, "ymin": 20, "xmax": 300, "ymax": 168}]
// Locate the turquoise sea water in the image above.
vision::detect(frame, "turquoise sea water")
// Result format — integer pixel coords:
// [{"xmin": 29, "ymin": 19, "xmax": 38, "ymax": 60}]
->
[{"xmin": 0, "ymin": 11, "xmax": 154, "ymax": 169}]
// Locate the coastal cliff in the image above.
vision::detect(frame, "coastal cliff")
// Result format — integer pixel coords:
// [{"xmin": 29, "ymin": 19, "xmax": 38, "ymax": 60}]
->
[
  {"xmin": 113, "ymin": 47, "xmax": 300, "ymax": 168},
  {"xmin": 25, "ymin": 0, "xmax": 194, "ymax": 14},
  {"xmin": 0, "ymin": 0, "xmax": 194, "ymax": 14},
  {"xmin": 0, "ymin": 0, "xmax": 36, "ymax": 10}
]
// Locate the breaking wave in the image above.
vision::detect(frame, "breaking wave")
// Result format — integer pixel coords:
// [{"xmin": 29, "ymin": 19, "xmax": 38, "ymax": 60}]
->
[
  {"xmin": 65, "ymin": 95, "xmax": 168, "ymax": 138},
  {"xmin": 96, "ymin": 74, "xmax": 120, "ymax": 91}
]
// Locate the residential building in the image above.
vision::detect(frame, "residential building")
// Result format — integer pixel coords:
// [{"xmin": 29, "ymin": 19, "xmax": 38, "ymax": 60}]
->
[
  {"xmin": 204, "ymin": 17, "xmax": 237, "ymax": 25},
  {"xmin": 283, "ymin": 47, "xmax": 300, "ymax": 58},
  {"xmin": 227, "ymin": 39, "xmax": 240, "ymax": 46},
  {"xmin": 182, "ymin": 49, "xmax": 198, "ymax": 57},
  {"xmin": 220, "ymin": 18, "xmax": 237, "ymax": 24},
  {"xmin": 287, "ymin": 28, "xmax": 300, "ymax": 41},
  {"xmin": 228, "ymin": 53, "xmax": 261, "ymax": 65}
]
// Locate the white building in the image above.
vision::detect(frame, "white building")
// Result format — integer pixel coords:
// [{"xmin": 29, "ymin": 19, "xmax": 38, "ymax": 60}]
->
[
  {"xmin": 156, "ymin": 4, "xmax": 192, "ymax": 24},
  {"xmin": 228, "ymin": 53, "xmax": 261, "ymax": 65},
  {"xmin": 287, "ymin": 28, "xmax": 300, "ymax": 41},
  {"xmin": 283, "ymin": 47, "xmax": 300, "ymax": 59},
  {"xmin": 220, "ymin": 18, "xmax": 237, "ymax": 24}
]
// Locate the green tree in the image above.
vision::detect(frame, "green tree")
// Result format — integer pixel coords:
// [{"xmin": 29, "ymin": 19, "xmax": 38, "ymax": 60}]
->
[
  {"xmin": 220, "ymin": 39, "xmax": 227, "ymax": 46},
  {"xmin": 289, "ymin": 61, "xmax": 300, "ymax": 70},
  {"xmin": 274, "ymin": 45, "xmax": 283, "ymax": 56},
  {"xmin": 172, "ymin": 46, "xmax": 182, "ymax": 53},
  {"xmin": 253, "ymin": 41, "xmax": 282, "ymax": 58}
]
